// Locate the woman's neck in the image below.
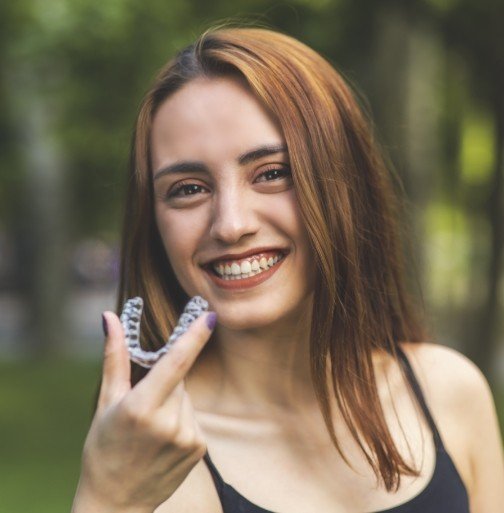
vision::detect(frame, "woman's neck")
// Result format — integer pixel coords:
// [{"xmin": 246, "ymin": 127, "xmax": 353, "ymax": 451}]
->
[{"xmin": 187, "ymin": 305, "xmax": 319, "ymax": 417}]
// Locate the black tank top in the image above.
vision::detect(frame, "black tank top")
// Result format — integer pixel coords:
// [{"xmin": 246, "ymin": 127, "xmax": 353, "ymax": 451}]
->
[{"xmin": 202, "ymin": 346, "xmax": 470, "ymax": 512}]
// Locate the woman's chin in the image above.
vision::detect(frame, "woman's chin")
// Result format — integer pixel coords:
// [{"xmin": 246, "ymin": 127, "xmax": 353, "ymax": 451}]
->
[{"xmin": 212, "ymin": 307, "xmax": 298, "ymax": 333}]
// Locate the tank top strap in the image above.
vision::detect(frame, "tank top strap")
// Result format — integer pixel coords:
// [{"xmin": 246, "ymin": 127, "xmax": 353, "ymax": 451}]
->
[
  {"xmin": 203, "ymin": 450, "xmax": 225, "ymax": 496},
  {"xmin": 395, "ymin": 344, "xmax": 445, "ymax": 450}
]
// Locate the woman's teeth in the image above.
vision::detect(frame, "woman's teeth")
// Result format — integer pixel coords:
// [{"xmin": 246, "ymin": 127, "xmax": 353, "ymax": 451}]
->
[{"xmin": 212, "ymin": 254, "xmax": 284, "ymax": 280}]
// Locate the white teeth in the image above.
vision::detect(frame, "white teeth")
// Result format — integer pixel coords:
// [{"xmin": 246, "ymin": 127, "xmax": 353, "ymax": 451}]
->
[
  {"xmin": 212, "ymin": 253, "xmax": 285, "ymax": 280},
  {"xmin": 241, "ymin": 260, "xmax": 252, "ymax": 274}
]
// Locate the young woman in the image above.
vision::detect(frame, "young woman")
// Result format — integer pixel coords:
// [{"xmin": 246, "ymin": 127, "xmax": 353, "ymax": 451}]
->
[{"xmin": 72, "ymin": 27, "xmax": 504, "ymax": 513}]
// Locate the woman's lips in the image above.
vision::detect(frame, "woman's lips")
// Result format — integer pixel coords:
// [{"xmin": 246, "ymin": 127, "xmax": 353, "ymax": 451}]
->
[{"xmin": 203, "ymin": 253, "xmax": 287, "ymax": 290}]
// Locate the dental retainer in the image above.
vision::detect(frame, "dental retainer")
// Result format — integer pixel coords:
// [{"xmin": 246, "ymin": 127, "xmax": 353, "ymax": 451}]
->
[{"xmin": 120, "ymin": 296, "xmax": 209, "ymax": 368}]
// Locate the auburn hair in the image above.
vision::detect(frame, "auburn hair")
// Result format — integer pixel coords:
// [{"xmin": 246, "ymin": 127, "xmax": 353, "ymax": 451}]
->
[{"xmin": 118, "ymin": 26, "xmax": 426, "ymax": 491}]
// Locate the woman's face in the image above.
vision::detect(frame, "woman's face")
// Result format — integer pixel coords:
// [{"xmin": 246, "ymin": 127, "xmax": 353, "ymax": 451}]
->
[{"xmin": 151, "ymin": 76, "xmax": 315, "ymax": 329}]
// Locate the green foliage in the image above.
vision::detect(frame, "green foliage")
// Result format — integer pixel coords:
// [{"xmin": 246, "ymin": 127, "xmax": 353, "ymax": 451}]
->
[
  {"xmin": 424, "ymin": 201, "xmax": 472, "ymax": 307},
  {"xmin": 460, "ymin": 108, "xmax": 494, "ymax": 186}
]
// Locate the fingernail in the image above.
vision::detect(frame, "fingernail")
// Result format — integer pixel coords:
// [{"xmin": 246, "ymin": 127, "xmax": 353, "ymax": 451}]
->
[
  {"xmin": 206, "ymin": 312, "xmax": 217, "ymax": 330},
  {"xmin": 102, "ymin": 314, "xmax": 109, "ymax": 336}
]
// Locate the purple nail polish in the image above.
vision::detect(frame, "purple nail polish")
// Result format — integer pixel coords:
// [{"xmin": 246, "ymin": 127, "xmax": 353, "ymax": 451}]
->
[
  {"xmin": 102, "ymin": 314, "xmax": 109, "ymax": 336},
  {"xmin": 206, "ymin": 312, "xmax": 217, "ymax": 330}
]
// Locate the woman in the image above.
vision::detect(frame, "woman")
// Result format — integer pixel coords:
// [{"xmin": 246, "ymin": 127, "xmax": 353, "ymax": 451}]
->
[{"xmin": 72, "ymin": 27, "xmax": 504, "ymax": 512}]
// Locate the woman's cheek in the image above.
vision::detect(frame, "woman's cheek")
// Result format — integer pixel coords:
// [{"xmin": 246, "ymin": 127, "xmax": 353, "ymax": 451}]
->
[{"xmin": 157, "ymin": 211, "xmax": 203, "ymax": 273}]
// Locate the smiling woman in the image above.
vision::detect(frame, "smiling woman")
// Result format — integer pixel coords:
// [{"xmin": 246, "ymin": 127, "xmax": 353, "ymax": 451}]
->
[
  {"xmin": 72, "ymin": 26, "xmax": 504, "ymax": 513},
  {"xmin": 150, "ymin": 76, "xmax": 313, "ymax": 329}
]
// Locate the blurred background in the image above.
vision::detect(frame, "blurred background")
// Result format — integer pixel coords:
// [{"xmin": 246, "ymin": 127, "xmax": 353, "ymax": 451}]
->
[{"xmin": 0, "ymin": 0, "xmax": 503, "ymax": 511}]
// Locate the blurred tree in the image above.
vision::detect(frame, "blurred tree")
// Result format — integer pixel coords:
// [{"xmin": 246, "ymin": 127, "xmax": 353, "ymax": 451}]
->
[
  {"xmin": 434, "ymin": 0, "xmax": 504, "ymax": 383},
  {"xmin": 1, "ymin": 0, "xmax": 71, "ymax": 356}
]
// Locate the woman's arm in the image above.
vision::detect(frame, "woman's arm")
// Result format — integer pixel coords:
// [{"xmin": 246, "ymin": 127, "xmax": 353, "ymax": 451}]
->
[
  {"xmin": 404, "ymin": 342, "xmax": 504, "ymax": 513},
  {"xmin": 462, "ymin": 359, "xmax": 504, "ymax": 512}
]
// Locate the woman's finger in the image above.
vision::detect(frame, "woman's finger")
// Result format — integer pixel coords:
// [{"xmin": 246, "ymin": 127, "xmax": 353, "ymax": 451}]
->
[
  {"xmin": 131, "ymin": 311, "xmax": 216, "ymax": 407},
  {"xmin": 97, "ymin": 311, "xmax": 132, "ymax": 410}
]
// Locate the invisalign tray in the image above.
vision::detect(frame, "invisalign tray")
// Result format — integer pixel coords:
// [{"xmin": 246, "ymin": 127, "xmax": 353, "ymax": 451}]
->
[{"xmin": 120, "ymin": 296, "xmax": 209, "ymax": 368}]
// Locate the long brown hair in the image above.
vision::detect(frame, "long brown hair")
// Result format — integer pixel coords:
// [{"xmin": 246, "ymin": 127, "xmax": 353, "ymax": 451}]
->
[{"xmin": 118, "ymin": 26, "xmax": 426, "ymax": 491}]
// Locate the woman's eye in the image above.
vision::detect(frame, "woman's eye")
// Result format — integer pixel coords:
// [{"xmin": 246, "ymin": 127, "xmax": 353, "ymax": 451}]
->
[
  {"xmin": 167, "ymin": 182, "xmax": 208, "ymax": 199},
  {"xmin": 256, "ymin": 166, "xmax": 292, "ymax": 183},
  {"xmin": 164, "ymin": 167, "xmax": 291, "ymax": 201}
]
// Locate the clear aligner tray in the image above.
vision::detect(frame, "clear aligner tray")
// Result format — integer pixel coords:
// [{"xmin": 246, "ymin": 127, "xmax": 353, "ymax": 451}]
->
[{"xmin": 120, "ymin": 296, "xmax": 209, "ymax": 368}]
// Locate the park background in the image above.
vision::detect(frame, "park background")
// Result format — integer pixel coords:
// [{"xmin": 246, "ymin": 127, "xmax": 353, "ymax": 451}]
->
[{"xmin": 0, "ymin": 0, "xmax": 503, "ymax": 511}]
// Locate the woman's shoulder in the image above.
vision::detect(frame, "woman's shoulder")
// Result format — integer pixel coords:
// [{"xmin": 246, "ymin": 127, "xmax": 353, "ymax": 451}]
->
[
  {"xmin": 376, "ymin": 340, "xmax": 490, "ymax": 431},
  {"xmin": 400, "ymin": 340, "xmax": 486, "ymax": 383},
  {"xmin": 399, "ymin": 341, "xmax": 504, "ymax": 509},
  {"xmin": 398, "ymin": 341, "xmax": 492, "ymax": 410},
  {"xmin": 398, "ymin": 341, "xmax": 494, "ymax": 450}
]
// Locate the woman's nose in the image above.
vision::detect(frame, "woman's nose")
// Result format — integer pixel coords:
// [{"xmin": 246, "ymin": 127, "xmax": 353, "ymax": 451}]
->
[{"xmin": 209, "ymin": 188, "xmax": 260, "ymax": 244}]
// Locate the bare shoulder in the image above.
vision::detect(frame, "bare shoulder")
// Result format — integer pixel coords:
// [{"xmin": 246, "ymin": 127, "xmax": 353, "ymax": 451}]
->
[
  {"xmin": 399, "ymin": 341, "xmax": 490, "ymax": 403},
  {"xmin": 400, "ymin": 342, "xmax": 504, "ymax": 511},
  {"xmin": 155, "ymin": 458, "xmax": 222, "ymax": 513},
  {"xmin": 399, "ymin": 341, "xmax": 495, "ymax": 435}
]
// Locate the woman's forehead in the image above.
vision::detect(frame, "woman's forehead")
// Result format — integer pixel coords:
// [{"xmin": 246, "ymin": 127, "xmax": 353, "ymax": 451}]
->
[{"xmin": 150, "ymin": 76, "xmax": 285, "ymax": 168}]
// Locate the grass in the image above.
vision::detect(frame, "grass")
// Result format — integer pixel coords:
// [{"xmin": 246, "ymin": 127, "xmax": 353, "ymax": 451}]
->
[
  {"xmin": 0, "ymin": 359, "xmax": 503, "ymax": 513},
  {"xmin": 0, "ymin": 359, "xmax": 101, "ymax": 513}
]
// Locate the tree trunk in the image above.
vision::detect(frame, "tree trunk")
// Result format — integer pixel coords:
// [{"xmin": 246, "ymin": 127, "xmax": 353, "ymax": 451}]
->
[
  {"xmin": 372, "ymin": 5, "xmax": 443, "ymax": 305},
  {"xmin": 7, "ymin": 68, "xmax": 71, "ymax": 358},
  {"xmin": 470, "ymin": 78, "xmax": 504, "ymax": 386}
]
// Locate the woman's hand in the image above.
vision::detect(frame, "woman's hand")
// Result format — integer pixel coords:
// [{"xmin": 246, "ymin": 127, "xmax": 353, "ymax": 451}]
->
[{"xmin": 71, "ymin": 309, "xmax": 216, "ymax": 513}]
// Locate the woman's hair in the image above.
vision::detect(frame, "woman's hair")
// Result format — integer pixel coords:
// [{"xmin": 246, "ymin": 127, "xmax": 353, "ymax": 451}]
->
[{"xmin": 118, "ymin": 26, "xmax": 426, "ymax": 491}]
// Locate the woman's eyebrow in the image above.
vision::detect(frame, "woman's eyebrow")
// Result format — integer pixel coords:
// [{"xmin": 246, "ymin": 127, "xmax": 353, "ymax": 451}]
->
[
  {"xmin": 153, "ymin": 162, "xmax": 208, "ymax": 181},
  {"xmin": 153, "ymin": 143, "xmax": 288, "ymax": 181},
  {"xmin": 237, "ymin": 144, "xmax": 288, "ymax": 165}
]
